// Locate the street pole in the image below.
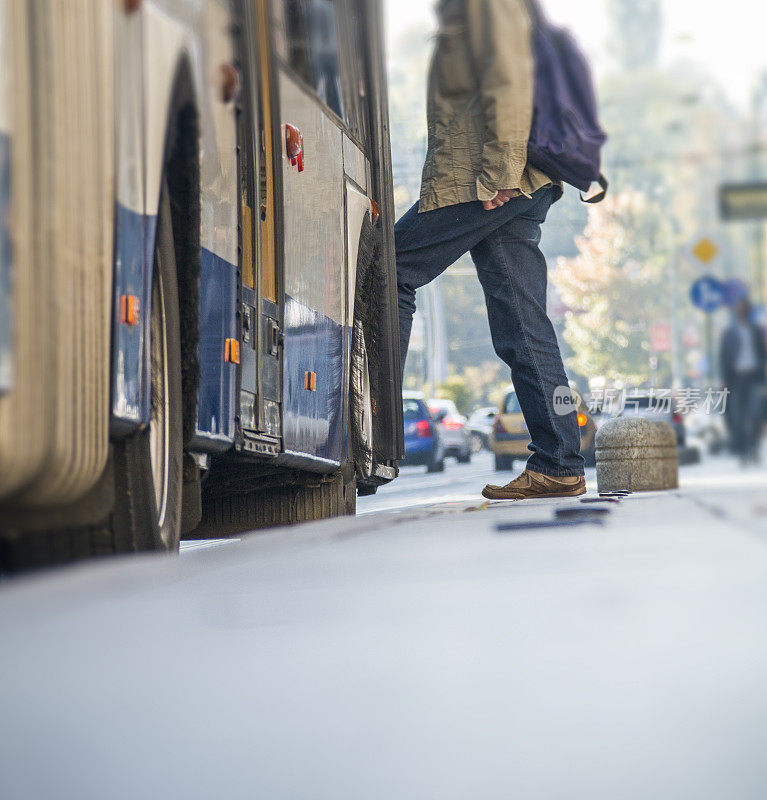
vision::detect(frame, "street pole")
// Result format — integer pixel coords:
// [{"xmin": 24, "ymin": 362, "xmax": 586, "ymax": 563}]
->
[
  {"xmin": 751, "ymin": 75, "xmax": 767, "ymax": 306},
  {"xmin": 754, "ymin": 224, "xmax": 765, "ymax": 307},
  {"xmin": 705, "ymin": 311, "xmax": 714, "ymax": 383},
  {"xmin": 668, "ymin": 221, "xmax": 680, "ymax": 387}
]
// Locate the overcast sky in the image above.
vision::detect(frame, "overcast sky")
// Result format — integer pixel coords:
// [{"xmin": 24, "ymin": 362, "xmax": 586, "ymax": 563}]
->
[{"xmin": 385, "ymin": 0, "xmax": 767, "ymax": 109}]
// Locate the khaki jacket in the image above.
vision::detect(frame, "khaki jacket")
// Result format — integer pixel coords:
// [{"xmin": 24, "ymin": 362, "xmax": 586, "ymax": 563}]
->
[{"xmin": 419, "ymin": 0, "xmax": 555, "ymax": 212}]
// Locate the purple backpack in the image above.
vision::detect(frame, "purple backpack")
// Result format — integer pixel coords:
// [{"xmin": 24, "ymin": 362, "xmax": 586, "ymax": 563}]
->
[{"xmin": 525, "ymin": 0, "xmax": 608, "ymax": 202}]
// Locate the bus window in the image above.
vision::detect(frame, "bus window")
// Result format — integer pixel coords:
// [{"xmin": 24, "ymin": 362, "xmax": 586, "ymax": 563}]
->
[
  {"xmin": 337, "ymin": 0, "xmax": 369, "ymax": 147},
  {"xmin": 279, "ymin": 0, "xmax": 345, "ymax": 119}
]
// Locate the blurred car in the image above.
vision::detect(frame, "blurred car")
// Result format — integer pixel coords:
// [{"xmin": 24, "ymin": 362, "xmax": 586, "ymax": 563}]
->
[
  {"xmin": 489, "ymin": 385, "xmax": 597, "ymax": 471},
  {"xmin": 402, "ymin": 392, "xmax": 445, "ymax": 473},
  {"xmin": 428, "ymin": 398, "xmax": 472, "ymax": 463},
  {"xmin": 466, "ymin": 406, "xmax": 497, "ymax": 453},
  {"xmin": 611, "ymin": 391, "xmax": 686, "ymax": 447},
  {"xmin": 681, "ymin": 407, "xmax": 727, "ymax": 454}
]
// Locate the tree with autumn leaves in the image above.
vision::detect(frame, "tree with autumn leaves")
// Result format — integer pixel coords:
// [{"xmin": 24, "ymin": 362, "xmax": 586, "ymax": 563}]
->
[{"xmin": 552, "ymin": 192, "xmax": 673, "ymax": 387}]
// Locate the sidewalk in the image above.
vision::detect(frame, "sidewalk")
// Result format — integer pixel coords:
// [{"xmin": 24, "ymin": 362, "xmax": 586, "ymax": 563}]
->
[
  {"xmin": 375, "ymin": 451, "xmax": 767, "ymax": 536},
  {"xmin": 0, "ymin": 456, "xmax": 766, "ymax": 799}
]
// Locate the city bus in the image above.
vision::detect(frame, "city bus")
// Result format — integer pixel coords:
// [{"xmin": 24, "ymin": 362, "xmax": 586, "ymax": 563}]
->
[{"xmin": 0, "ymin": 0, "xmax": 403, "ymax": 570}]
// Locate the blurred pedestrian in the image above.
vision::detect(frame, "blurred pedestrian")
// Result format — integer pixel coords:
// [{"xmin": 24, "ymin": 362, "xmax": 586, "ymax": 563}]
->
[
  {"xmin": 719, "ymin": 297, "xmax": 767, "ymax": 464},
  {"xmin": 395, "ymin": 0, "xmax": 586, "ymax": 500}
]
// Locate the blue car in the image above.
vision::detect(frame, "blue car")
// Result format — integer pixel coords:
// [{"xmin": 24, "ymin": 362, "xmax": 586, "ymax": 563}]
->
[{"xmin": 402, "ymin": 392, "xmax": 445, "ymax": 473}]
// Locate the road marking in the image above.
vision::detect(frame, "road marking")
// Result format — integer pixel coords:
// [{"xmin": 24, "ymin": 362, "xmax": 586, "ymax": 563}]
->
[
  {"xmin": 180, "ymin": 539, "xmax": 241, "ymax": 553},
  {"xmin": 357, "ymin": 493, "xmax": 483, "ymax": 515}
]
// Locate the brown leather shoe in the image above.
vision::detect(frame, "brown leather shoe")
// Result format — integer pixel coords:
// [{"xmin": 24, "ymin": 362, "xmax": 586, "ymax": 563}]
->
[{"xmin": 482, "ymin": 469, "xmax": 586, "ymax": 500}]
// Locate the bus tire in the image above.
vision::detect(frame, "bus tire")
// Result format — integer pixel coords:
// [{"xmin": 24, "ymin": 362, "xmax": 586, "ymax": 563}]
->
[
  {"xmin": 341, "ymin": 465, "xmax": 357, "ymax": 516},
  {"xmin": 0, "ymin": 189, "xmax": 183, "ymax": 572},
  {"xmin": 195, "ymin": 468, "xmax": 355, "ymax": 538},
  {"xmin": 112, "ymin": 187, "xmax": 183, "ymax": 553},
  {"xmin": 351, "ymin": 215, "xmax": 384, "ymax": 491},
  {"xmin": 350, "ymin": 319, "xmax": 374, "ymax": 480}
]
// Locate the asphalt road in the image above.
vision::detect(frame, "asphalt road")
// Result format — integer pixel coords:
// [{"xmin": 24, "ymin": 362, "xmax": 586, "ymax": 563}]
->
[{"xmin": 2, "ymin": 451, "xmax": 767, "ymax": 799}]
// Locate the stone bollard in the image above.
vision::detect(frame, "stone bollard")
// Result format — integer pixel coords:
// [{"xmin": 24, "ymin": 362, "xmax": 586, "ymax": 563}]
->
[{"xmin": 595, "ymin": 417, "xmax": 678, "ymax": 493}]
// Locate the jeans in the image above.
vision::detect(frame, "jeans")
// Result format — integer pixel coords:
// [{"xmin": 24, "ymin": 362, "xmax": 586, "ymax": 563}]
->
[
  {"xmin": 727, "ymin": 371, "xmax": 763, "ymax": 460},
  {"xmin": 396, "ymin": 186, "xmax": 584, "ymax": 477}
]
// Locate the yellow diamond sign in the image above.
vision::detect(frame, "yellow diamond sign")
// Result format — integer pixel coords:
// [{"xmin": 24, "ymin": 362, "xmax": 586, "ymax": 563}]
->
[{"xmin": 692, "ymin": 237, "xmax": 719, "ymax": 264}]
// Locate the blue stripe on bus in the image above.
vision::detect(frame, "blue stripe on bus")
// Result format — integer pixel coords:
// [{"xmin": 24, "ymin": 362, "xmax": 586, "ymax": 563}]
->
[
  {"xmin": 0, "ymin": 132, "xmax": 11, "ymax": 394},
  {"xmin": 282, "ymin": 295, "xmax": 345, "ymax": 464},
  {"xmin": 111, "ymin": 204, "xmax": 155, "ymax": 431},
  {"xmin": 110, "ymin": 203, "xmax": 348, "ymax": 463},
  {"xmin": 111, "ymin": 203, "xmax": 238, "ymax": 451},
  {"xmin": 191, "ymin": 247, "xmax": 237, "ymax": 450}
]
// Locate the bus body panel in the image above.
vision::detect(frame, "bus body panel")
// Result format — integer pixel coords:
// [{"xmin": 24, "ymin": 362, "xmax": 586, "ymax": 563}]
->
[
  {"xmin": 277, "ymin": 70, "xmax": 347, "ymax": 464},
  {"xmin": 110, "ymin": 0, "xmax": 403, "ymax": 478},
  {"xmin": 112, "ymin": 0, "xmax": 240, "ymax": 450},
  {"xmin": 189, "ymin": 0, "xmax": 239, "ymax": 448},
  {"xmin": 342, "ymin": 134, "xmax": 368, "ymax": 195},
  {"xmin": 280, "ymin": 297, "xmax": 345, "ymax": 464},
  {"xmin": 194, "ymin": 248, "xmax": 238, "ymax": 449},
  {"xmin": 111, "ymin": 7, "xmax": 148, "ymax": 431}
]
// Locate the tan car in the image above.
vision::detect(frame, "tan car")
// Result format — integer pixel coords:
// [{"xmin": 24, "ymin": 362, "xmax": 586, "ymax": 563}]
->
[{"xmin": 490, "ymin": 385, "xmax": 596, "ymax": 471}]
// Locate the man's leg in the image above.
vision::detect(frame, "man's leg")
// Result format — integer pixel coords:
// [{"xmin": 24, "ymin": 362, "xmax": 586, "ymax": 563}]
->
[
  {"xmin": 729, "ymin": 376, "xmax": 747, "ymax": 457},
  {"xmin": 470, "ymin": 188, "xmax": 584, "ymax": 478},
  {"xmin": 743, "ymin": 374, "xmax": 761, "ymax": 461},
  {"xmin": 395, "ymin": 195, "xmax": 543, "ymax": 374}
]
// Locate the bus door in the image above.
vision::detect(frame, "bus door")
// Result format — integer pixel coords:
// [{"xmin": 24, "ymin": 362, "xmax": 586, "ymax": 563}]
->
[
  {"xmin": 270, "ymin": 0, "xmax": 349, "ymax": 463},
  {"xmin": 236, "ymin": 0, "xmax": 283, "ymax": 454}
]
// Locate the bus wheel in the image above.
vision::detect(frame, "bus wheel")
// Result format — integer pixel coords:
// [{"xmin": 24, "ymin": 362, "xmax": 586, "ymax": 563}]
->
[
  {"xmin": 112, "ymin": 189, "xmax": 183, "ymax": 552},
  {"xmin": 340, "ymin": 463, "xmax": 357, "ymax": 516},
  {"xmin": 193, "ymin": 468, "xmax": 355, "ymax": 538},
  {"xmin": 350, "ymin": 319, "xmax": 373, "ymax": 480}
]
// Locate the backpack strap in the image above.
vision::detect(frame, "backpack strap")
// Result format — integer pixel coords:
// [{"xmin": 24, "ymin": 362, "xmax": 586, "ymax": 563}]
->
[{"xmin": 580, "ymin": 174, "xmax": 608, "ymax": 204}]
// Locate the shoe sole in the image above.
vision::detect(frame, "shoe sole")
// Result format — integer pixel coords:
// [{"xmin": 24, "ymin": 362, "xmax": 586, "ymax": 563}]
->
[{"xmin": 481, "ymin": 485, "xmax": 587, "ymax": 501}]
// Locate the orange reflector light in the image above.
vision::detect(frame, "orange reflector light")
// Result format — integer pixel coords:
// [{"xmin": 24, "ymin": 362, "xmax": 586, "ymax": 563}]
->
[
  {"xmin": 120, "ymin": 294, "xmax": 140, "ymax": 326},
  {"xmin": 369, "ymin": 198, "xmax": 380, "ymax": 226},
  {"xmin": 304, "ymin": 371, "xmax": 317, "ymax": 391},
  {"xmin": 225, "ymin": 338, "xmax": 240, "ymax": 364},
  {"xmin": 577, "ymin": 413, "xmax": 588, "ymax": 427}
]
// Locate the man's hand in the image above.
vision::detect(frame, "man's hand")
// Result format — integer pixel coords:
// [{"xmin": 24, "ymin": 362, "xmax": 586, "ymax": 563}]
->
[{"xmin": 482, "ymin": 189, "xmax": 514, "ymax": 211}]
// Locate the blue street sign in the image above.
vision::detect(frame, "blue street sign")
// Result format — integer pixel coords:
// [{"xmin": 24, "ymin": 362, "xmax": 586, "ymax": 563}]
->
[{"xmin": 690, "ymin": 275, "xmax": 725, "ymax": 313}]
